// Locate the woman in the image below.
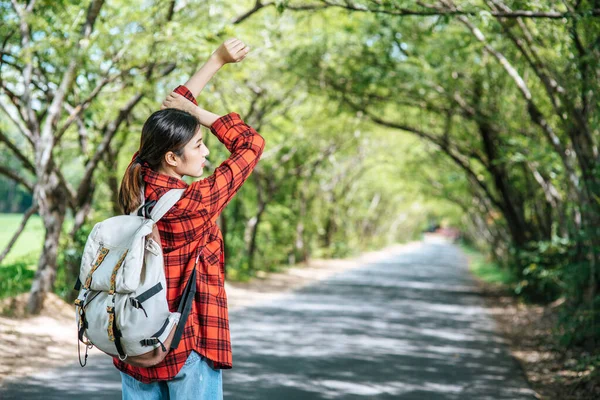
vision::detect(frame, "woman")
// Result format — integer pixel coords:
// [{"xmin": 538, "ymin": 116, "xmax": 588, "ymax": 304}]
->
[{"xmin": 116, "ymin": 38, "xmax": 265, "ymax": 399}]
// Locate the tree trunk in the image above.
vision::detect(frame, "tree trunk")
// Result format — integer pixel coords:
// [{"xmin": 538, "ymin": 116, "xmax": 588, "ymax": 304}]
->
[
  {"xmin": 323, "ymin": 212, "xmax": 336, "ymax": 249},
  {"xmin": 108, "ymin": 173, "xmax": 121, "ymax": 215},
  {"xmin": 27, "ymin": 174, "xmax": 67, "ymax": 314},
  {"xmin": 568, "ymin": 123, "xmax": 599, "ymax": 313},
  {"xmin": 61, "ymin": 197, "xmax": 94, "ymax": 303},
  {"xmin": 295, "ymin": 188, "xmax": 309, "ymax": 264},
  {"xmin": 247, "ymin": 202, "xmax": 266, "ymax": 271}
]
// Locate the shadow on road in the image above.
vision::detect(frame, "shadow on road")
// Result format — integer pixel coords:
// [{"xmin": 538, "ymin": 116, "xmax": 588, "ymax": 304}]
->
[
  {"xmin": 1, "ymin": 239, "xmax": 536, "ymax": 399},
  {"xmin": 223, "ymin": 239, "xmax": 535, "ymax": 399}
]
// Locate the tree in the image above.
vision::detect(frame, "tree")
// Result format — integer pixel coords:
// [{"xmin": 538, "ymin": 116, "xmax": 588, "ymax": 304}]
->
[{"xmin": 0, "ymin": 0, "xmax": 198, "ymax": 313}]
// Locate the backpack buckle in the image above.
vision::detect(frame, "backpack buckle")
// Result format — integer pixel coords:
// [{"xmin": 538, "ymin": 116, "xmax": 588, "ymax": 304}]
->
[
  {"xmin": 130, "ymin": 298, "xmax": 148, "ymax": 317},
  {"xmin": 130, "ymin": 298, "xmax": 140, "ymax": 308},
  {"xmin": 137, "ymin": 200, "xmax": 157, "ymax": 218}
]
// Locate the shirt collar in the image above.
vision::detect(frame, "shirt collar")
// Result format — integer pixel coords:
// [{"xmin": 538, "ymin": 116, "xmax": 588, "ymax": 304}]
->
[{"xmin": 141, "ymin": 164, "xmax": 188, "ymax": 189}]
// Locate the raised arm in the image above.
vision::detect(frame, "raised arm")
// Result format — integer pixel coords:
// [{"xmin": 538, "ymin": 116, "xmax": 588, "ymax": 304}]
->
[
  {"xmin": 161, "ymin": 90, "xmax": 222, "ymax": 128},
  {"xmin": 182, "ymin": 38, "xmax": 250, "ymax": 99},
  {"xmin": 161, "ymin": 86, "xmax": 265, "ymax": 224},
  {"xmin": 188, "ymin": 111, "xmax": 265, "ymax": 224}
]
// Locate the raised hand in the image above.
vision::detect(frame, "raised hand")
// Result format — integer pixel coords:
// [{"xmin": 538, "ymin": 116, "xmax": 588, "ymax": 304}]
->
[
  {"xmin": 211, "ymin": 38, "xmax": 250, "ymax": 65},
  {"xmin": 160, "ymin": 92, "xmax": 198, "ymax": 115}
]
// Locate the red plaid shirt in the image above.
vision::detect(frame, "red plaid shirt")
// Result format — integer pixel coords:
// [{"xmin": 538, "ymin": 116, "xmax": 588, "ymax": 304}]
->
[{"xmin": 114, "ymin": 85, "xmax": 265, "ymax": 382}]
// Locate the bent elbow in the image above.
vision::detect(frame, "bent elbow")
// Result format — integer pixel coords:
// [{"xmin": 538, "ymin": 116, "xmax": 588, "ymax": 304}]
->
[{"xmin": 254, "ymin": 133, "xmax": 266, "ymax": 157}]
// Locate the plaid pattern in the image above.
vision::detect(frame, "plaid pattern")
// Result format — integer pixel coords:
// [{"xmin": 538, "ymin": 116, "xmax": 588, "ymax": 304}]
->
[{"xmin": 114, "ymin": 85, "xmax": 265, "ymax": 383}]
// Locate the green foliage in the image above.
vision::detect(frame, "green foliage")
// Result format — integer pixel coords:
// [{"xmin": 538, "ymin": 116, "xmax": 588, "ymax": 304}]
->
[
  {"xmin": 463, "ymin": 245, "xmax": 517, "ymax": 286},
  {"xmin": 0, "ymin": 178, "xmax": 32, "ymax": 214},
  {"xmin": 512, "ymin": 237, "xmax": 571, "ymax": 303},
  {"xmin": 55, "ymin": 222, "xmax": 95, "ymax": 301},
  {"xmin": 0, "ymin": 254, "xmax": 37, "ymax": 300},
  {"xmin": 1, "ymin": 0, "xmax": 598, "ymax": 360},
  {"xmin": 557, "ymin": 295, "xmax": 600, "ymax": 349}
]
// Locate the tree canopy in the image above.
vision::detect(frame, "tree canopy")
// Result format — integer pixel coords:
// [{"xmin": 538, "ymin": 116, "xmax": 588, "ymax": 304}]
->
[{"xmin": 0, "ymin": 0, "xmax": 598, "ymax": 348}]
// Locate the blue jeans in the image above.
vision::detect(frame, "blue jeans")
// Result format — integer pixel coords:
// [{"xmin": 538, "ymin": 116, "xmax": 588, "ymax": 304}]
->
[{"xmin": 120, "ymin": 351, "xmax": 223, "ymax": 399}]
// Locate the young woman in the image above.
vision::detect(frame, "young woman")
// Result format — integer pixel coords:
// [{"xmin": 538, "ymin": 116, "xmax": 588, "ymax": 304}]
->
[{"xmin": 116, "ymin": 38, "xmax": 265, "ymax": 399}]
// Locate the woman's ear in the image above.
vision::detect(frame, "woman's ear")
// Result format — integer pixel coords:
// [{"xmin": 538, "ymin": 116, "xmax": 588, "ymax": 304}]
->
[{"xmin": 164, "ymin": 151, "xmax": 179, "ymax": 167}]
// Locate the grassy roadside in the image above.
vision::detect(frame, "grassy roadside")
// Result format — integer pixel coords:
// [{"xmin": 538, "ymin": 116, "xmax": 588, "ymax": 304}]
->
[
  {"xmin": 0, "ymin": 214, "xmax": 75, "ymax": 304},
  {"xmin": 460, "ymin": 243, "xmax": 599, "ymax": 400},
  {"xmin": 0, "ymin": 214, "xmax": 42, "ymax": 302},
  {"xmin": 460, "ymin": 244, "xmax": 516, "ymax": 287}
]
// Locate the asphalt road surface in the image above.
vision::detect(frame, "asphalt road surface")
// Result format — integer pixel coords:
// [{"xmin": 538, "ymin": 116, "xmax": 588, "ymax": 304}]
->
[{"xmin": 0, "ymin": 238, "xmax": 536, "ymax": 399}]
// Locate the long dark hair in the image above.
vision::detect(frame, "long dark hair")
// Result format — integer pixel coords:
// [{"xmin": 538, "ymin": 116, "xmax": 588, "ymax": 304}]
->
[{"xmin": 118, "ymin": 108, "xmax": 200, "ymax": 214}]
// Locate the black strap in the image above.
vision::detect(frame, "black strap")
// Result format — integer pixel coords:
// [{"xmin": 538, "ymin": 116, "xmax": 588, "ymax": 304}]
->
[
  {"xmin": 134, "ymin": 282, "xmax": 163, "ymax": 304},
  {"xmin": 170, "ymin": 268, "xmax": 197, "ymax": 350},
  {"xmin": 78, "ymin": 337, "xmax": 89, "ymax": 367},
  {"xmin": 139, "ymin": 318, "xmax": 170, "ymax": 348},
  {"xmin": 76, "ymin": 290, "xmax": 100, "ymax": 342},
  {"xmin": 140, "ymin": 337, "xmax": 167, "ymax": 352},
  {"xmin": 74, "ymin": 277, "xmax": 82, "ymax": 291},
  {"xmin": 129, "ymin": 283, "xmax": 163, "ymax": 319},
  {"xmin": 140, "ymin": 338, "xmax": 158, "ymax": 346},
  {"xmin": 152, "ymin": 318, "xmax": 171, "ymax": 338},
  {"xmin": 137, "ymin": 269, "xmax": 196, "ymax": 351},
  {"xmin": 110, "ymin": 309, "xmax": 127, "ymax": 359}
]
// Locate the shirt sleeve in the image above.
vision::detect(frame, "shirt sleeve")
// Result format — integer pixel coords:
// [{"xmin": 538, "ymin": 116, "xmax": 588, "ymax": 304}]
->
[
  {"xmin": 173, "ymin": 85, "xmax": 198, "ymax": 106},
  {"xmin": 173, "ymin": 88, "xmax": 266, "ymax": 224}
]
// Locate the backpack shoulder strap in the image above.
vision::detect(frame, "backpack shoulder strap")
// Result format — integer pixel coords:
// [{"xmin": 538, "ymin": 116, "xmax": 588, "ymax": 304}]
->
[{"xmin": 150, "ymin": 188, "xmax": 186, "ymax": 222}]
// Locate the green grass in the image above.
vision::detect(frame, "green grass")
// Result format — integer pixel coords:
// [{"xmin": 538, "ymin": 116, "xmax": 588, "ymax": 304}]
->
[
  {"xmin": 0, "ymin": 213, "xmax": 74, "ymax": 300},
  {"xmin": 461, "ymin": 243, "xmax": 516, "ymax": 286},
  {"xmin": 0, "ymin": 214, "xmax": 44, "ymax": 299},
  {"xmin": 0, "ymin": 213, "xmax": 45, "ymax": 265}
]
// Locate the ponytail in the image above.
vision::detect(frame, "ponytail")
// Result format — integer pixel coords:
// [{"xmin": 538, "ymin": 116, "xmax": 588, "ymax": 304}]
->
[{"xmin": 118, "ymin": 157, "xmax": 144, "ymax": 215}]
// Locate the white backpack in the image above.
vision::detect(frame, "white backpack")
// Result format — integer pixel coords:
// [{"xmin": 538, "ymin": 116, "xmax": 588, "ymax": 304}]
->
[{"xmin": 74, "ymin": 188, "xmax": 196, "ymax": 367}]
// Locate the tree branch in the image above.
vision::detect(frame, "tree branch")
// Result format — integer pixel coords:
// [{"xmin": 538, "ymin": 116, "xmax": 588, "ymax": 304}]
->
[
  {"xmin": 76, "ymin": 91, "xmax": 143, "ymax": 206},
  {"xmin": 237, "ymin": 0, "xmax": 600, "ymax": 21},
  {"xmin": 233, "ymin": 0, "xmax": 272, "ymax": 24},
  {"xmin": 485, "ymin": 0, "xmax": 566, "ymax": 116},
  {"xmin": 368, "ymin": 112, "xmax": 503, "ymax": 210},
  {"xmin": 0, "ymin": 129, "xmax": 35, "ymax": 172},
  {"xmin": 38, "ymin": 0, "xmax": 105, "ymax": 177},
  {"xmin": 438, "ymin": 0, "xmax": 581, "ymax": 191},
  {"xmin": 10, "ymin": 0, "xmax": 39, "ymax": 135},
  {"xmin": 0, "ymin": 99, "xmax": 35, "ymax": 144},
  {"xmin": 0, "ymin": 164, "xmax": 33, "ymax": 192},
  {"xmin": 55, "ymin": 66, "xmax": 134, "ymax": 143}
]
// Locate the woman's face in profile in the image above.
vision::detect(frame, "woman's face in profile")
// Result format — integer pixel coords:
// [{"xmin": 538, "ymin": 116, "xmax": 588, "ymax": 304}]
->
[{"xmin": 179, "ymin": 127, "xmax": 210, "ymax": 178}]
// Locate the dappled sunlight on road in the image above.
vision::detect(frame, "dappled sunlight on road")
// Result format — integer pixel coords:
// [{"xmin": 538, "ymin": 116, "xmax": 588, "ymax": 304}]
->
[
  {"xmin": 0, "ymin": 352, "xmax": 120, "ymax": 399},
  {"xmin": 224, "ymin": 240, "xmax": 536, "ymax": 399},
  {"xmin": 0, "ymin": 240, "xmax": 535, "ymax": 399}
]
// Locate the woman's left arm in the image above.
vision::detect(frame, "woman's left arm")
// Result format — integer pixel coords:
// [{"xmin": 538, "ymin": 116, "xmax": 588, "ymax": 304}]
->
[{"xmin": 182, "ymin": 38, "xmax": 250, "ymax": 98}]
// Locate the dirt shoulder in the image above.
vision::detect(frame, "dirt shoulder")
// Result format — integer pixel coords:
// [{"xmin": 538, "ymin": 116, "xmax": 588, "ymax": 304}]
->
[
  {"xmin": 470, "ymin": 266, "xmax": 599, "ymax": 399},
  {"xmin": 0, "ymin": 242, "xmax": 418, "ymax": 385}
]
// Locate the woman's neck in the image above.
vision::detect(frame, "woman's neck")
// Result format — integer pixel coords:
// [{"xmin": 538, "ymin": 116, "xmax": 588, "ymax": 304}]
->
[{"xmin": 157, "ymin": 166, "xmax": 183, "ymax": 180}]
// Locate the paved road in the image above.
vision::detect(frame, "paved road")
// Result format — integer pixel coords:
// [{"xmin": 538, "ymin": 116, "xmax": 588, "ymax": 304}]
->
[{"xmin": 0, "ymin": 238, "xmax": 536, "ymax": 399}]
